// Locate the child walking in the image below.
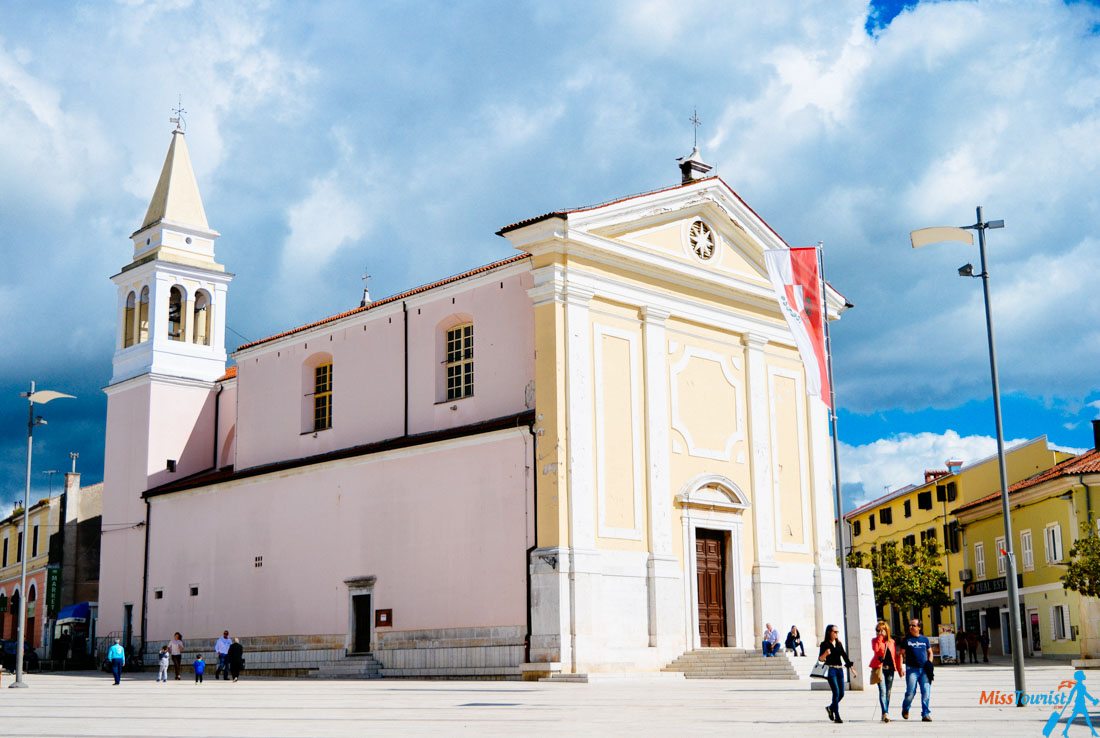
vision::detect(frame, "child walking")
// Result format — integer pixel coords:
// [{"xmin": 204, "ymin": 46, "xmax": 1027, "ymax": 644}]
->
[
  {"xmin": 157, "ymin": 645, "xmax": 170, "ymax": 683},
  {"xmin": 193, "ymin": 654, "xmax": 205, "ymax": 683}
]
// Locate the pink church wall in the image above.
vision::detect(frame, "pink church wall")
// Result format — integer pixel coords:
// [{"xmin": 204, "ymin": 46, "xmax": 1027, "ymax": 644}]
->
[
  {"xmin": 143, "ymin": 429, "xmax": 531, "ymax": 642},
  {"xmin": 100, "ymin": 378, "xmax": 216, "ymax": 637},
  {"xmin": 233, "ymin": 263, "xmax": 533, "ymax": 471}
]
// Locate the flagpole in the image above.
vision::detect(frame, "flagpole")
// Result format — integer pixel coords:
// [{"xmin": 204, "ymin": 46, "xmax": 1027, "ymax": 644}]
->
[{"xmin": 817, "ymin": 242, "xmax": 849, "ymax": 645}]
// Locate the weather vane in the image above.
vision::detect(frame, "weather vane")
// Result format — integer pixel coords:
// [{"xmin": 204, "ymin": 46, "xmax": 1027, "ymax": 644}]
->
[
  {"xmin": 689, "ymin": 108, "xmax": 701, "ymax": 148},
  {"xmin": 170, "ymin": 95, "xmax": 187, "ymax": 133}
]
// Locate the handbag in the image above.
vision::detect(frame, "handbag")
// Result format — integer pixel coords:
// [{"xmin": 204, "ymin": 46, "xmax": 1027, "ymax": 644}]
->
[
  {"xmin": 870, "ymin": 666, "xmax": 882, "ymax": 685},
  {"xmin": 810, "ymin": 660, "xmax": 830, "ymax": 679}
]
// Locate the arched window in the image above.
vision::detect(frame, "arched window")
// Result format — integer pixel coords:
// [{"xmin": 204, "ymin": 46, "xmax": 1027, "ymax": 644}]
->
[
  {"xmin": 445, "ymin": 323, "xmax": 474, "ymax": 400},
  {"xmin": 193, "ymin": 290, "xmax": 211, "ymax": 346},
  {"xmin": 26, "ymin": 584, "xmax": 35, "ymax": 647},
  {"xmin": 7, "ymin": 589, "xmax": 19, "ymax": 639},
  {"xmin": 123, "ymin": 292, "xmax": 136, "ymax": 348},
  {"xmin": 138, "ymin": 287, "xmax": 150, "ymax": 343},
  {"xmin": 168, "ymin": 286, "xmax": 184, "ymax": 341}
]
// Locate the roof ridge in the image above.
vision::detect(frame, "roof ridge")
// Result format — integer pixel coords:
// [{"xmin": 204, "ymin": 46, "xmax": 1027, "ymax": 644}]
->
[{"xmin": 236, "ymin": 253, "xmax": 530, "ymax": 352}]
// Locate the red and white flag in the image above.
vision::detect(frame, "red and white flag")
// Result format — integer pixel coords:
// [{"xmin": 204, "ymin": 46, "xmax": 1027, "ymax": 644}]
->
[{"xmin": 763, "ymin": 247, "xmax": 832, "ymax": 408}]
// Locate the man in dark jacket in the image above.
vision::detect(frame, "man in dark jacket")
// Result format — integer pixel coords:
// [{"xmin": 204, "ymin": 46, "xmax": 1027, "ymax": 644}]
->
[
  {"xmin": 900, "ymin": 619, "xmax": 932, "ymax": 721},
  {"xmin": 228, "ymin": 638, "xmax": 245, "ymax": 682}
]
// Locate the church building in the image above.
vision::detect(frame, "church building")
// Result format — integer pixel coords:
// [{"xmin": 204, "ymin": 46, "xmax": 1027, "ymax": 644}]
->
[{"xmin": 98, "ymin": 128, "xmax": 847, "ymax": 678}]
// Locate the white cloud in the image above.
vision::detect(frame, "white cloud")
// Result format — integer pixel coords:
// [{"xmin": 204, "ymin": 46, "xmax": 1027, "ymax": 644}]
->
[{"xmin": 840, "ymin": 430, "xmax": 1029, "ymax": 510}]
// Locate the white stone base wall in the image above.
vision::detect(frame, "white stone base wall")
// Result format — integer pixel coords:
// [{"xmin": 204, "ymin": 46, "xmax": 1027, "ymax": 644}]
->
[
  {"xmin": 375, "ymin": 625, "xmax": 526, "ymax": 678},
  {"xmin": 142, "ymin": 634, "xmax": 346, "ymax": 675}
]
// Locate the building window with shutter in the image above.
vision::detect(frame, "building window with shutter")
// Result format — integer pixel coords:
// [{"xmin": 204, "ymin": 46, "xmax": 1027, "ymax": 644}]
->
[
  {"xmin": 853, "ymin": 520, "xmax": 861, "ymax": 537},
  {"xmin": 1021, "ymin": 530, "xmax": 1034, "ymax": 571},
  {"xmin": 918, "ymin": 491, "xmax": 933, "ymax": 510},
  {"xmin": 974, "ymin": 542, "xmax": 985, "ymax": 579},
  {"xmin": 880, "ymin": 507, "xmax": 892, "ymax": 525},
  {"xmin": 995, "ymin": 536, "xmax": 1006, "ymax": 576},
  {"xmin": 903, "ymin": 499, "xmax": 911, "ymax": 518},
  {"xmin": 1045, "ymin": 523, "xmax": 1063, "ymax": 563},
  {"xmin": 31, "ymin": 524, "xmax": 38, "ymax": 557},
  {"xmin": 445, "ymin": 323, "xmax": 474, "ymax": 400},
  {"xmin": 1052, "ymin": 605, "xmax": 1068, "ymax": 640},
  {"xmin": 869, "ymin": 516, "xmax": 876, "ymax": 532}
]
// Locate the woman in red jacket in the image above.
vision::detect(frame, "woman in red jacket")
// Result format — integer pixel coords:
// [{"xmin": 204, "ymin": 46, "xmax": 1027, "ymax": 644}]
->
[{"xmin": 869, "ymin": 621, "xmax": 905, "ymax": 722}]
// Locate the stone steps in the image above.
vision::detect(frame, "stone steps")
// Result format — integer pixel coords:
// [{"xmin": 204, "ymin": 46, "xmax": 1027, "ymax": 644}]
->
[
  {"xmin": 311, "ymin": 654, "xmax": 383, "ymax": 680},
  {"xmin": 662, "ymin": 648, "xmax": 801, "ymax": 680}
]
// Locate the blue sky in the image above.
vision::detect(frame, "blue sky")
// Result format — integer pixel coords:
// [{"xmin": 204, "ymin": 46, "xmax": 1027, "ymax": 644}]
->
[{"xmin": 1, "ymin": 0, "xmax": 1098, "ymax": 513}]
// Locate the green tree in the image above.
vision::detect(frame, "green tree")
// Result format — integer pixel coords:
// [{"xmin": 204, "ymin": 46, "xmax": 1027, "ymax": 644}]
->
[
  {"xmin": 1062, "ymin": 528, "xmax": 1100, "ymax": 599},
  {"xmin": 847, "ymin": 541, "xmax": 952, "ymax": 617}
]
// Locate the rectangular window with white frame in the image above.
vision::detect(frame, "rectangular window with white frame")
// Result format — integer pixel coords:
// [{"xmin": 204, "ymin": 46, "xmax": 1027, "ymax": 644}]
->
[
  {"xmin": 974, "ymin": 542, "xmax": 986, "ymax": 580},
  {"xmin": 1020, "ymin": 529, "xmax": 1034, "ymax": 571},
  {"xmin": 1045, "ymin": 523, "xmax": 1063, "ymax": 563},
  {"xmin": 995, "ymin": 536, "xmax": 1006, "ymax": 576}
]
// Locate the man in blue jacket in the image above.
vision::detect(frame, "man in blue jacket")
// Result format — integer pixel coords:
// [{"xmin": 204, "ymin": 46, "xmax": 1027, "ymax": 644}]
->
[
  {"xmin": 900, "ymin": 619, "xmax": 932, "ymax": 721},
  {"xmin": 107, "ymin": 640, "xmax": 126, "ymax": 685}
]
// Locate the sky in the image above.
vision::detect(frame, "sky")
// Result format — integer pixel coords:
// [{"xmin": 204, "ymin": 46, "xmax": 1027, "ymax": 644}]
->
[{"xmin": 0, "ymin": 0, "xmax": 1098, "ymax": 514}]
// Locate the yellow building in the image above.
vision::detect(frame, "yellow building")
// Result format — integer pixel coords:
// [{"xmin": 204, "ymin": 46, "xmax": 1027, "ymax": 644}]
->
[
  {"xmin": 952, "ymin": 425, "xmax": 1100, "ymax": 661},
  {"xmin": 843, "ymin": 437, "xmax": 1070, "ymax": 641}
]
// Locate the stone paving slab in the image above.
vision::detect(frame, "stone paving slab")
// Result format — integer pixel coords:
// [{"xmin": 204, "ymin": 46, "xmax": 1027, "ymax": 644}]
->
[{"xmin": 0, "ymin": 662, "xmax": 1094, "ymax": 736}]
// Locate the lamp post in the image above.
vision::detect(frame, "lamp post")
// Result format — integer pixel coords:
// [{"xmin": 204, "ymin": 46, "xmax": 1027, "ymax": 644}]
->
[
  {"xmin": 10, "ymin": 381, "xmax": 74, "ymax": 689},
  {"xmin": 911, "ymin": 206, "xmax": 1026, "ymax": 703}
]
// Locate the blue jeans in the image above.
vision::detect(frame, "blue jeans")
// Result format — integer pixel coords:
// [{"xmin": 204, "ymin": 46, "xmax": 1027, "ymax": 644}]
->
[
  {"xmin": 762, "ymin": 641, "xmax": 780, "ymax": 656},
  {"xmin": 877, "ymin": 669, "xmax": 895, "ymax": 715},
  {"xmin": 902, "ymin": 667, "xmax": 932, "ymax": 717},
  {"xmin": 111, "ymin": 658, "xmax": 124, "ymax": 684},
  {"xmin": 826, "ymin": 666, "xmax": 846, "ymax": 717},
  {"xmin": 217, "ymin": 653, "xmax": 229, "ymax": 678}
]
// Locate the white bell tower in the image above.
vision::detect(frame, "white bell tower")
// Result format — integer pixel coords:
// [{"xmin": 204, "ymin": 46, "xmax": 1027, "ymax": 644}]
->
[
  {"xmin": 100, "ymin": 125, "xmax": 233, "ymax": 653},
  {"xmin": 110, "ymin": 128, "xmax": 232, "ymax": 384}
]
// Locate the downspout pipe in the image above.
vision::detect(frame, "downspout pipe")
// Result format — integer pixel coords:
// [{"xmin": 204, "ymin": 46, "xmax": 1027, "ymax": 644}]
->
[
  {"xmin": 403, "ymin": 302, "xmax": 409, "ymax": 437},
  {"xmin": 525, "ymin": 422, "xmax": 538, "ymax": 665},
  {"xmin": 139, "ymin": 497, "xmax": 151, "ymax": 664},
  {"xmin": 212, "ymin": 384, "xmax": 224, "ymax": 469}
]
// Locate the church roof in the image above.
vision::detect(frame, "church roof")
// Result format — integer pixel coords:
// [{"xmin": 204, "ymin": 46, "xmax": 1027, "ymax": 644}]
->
[
  {"xmin": 137, "ymin": 130, "xmax": 210, "ymax": 234},
  {"xmin": 495, "ymin": 175, "xmax": 788, "ymax": 248},
  {"xmin": 236, "ymin": 253, "xmax": 530, "ymax": 352}
]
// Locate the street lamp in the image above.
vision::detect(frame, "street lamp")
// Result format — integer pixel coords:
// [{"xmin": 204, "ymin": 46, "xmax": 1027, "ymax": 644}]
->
[
  {"xmin": 10, "ymin": 381, "xmax": 74, "ymax": 689},
  {"xmin": 910, "ymin": 206, "xmax": 1026, "ymax": 704}
]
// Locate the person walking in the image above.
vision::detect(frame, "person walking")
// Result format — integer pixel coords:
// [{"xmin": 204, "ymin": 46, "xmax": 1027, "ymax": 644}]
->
[
  {"xmin": 785, "ymin": 626, "xmax": 806, "ymax": 656},
  {"xmin": 214, "ymin": 630, "xmax": 232, "ymax": 680},
  {"xmin": 818, "ymin": 623, "xmax": 855, "ymax": 724},
  {"xmin": 901, "ymin": 618, "xmax": 933, "ymax": 722},
  {"xmin": 107, "ymin": 639, "xmax": 126, "ymax": 685},
  {"xmin": 869, "ymin": 621, "xmax": 904, "ymax": 722},
  {"xmin": 156, "ymin": 645, "xmax": 171, "ymax": 683},
  {"xmin": 228, "ymin": 638, "xmax": 244, "ymax": 682},
  {"xmin": 980, "ymin": 630, "xmax": 990, "ymax": 663},
  {"xmin": 167, "ymin": 632, "xmax": 185, "ymax": 680},
  {"xmin": 193, "ymin": 654, "xmax": 206, "ymax": 683}
]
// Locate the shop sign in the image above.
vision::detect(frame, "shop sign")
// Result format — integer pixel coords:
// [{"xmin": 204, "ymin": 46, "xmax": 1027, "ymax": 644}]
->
[
  {"xmin": 46, "ymin": 566, "xmax": 61, "ymax": 617},
  {"xmin": 964, "ymin": 574, "xmax": 1023, "ymax": 597}
]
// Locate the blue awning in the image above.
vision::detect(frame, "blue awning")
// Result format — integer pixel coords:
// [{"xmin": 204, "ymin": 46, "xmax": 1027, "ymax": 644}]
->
[{"xmin": 56, "ymin": 602, "xmax": 91, "ymax": 623}]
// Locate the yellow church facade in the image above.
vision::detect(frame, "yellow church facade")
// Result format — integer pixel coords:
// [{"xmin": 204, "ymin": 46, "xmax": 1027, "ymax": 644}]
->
[{"xmin": 501, "ymin": 165, "xmax": 846, "ymax": 674}]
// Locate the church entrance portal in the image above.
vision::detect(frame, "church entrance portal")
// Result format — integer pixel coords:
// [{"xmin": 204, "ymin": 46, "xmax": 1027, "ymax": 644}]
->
[{"xmin": 696, "ymin": 529, "xmax": 727, "ymax": 647}]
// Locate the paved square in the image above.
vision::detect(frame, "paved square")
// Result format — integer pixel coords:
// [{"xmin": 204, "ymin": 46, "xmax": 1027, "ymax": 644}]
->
[{"xmin": 1, "ymin": 662, "xmax": 1094, "ymax": 736}]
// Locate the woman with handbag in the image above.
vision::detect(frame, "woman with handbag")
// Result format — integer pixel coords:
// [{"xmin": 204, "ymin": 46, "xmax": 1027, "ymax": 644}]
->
[
  {"xmin": 869, "ymin": 621, "xmax": 905, "ymax": 722},
  {"xmin": 818, "ymin": 624, "xmax": 856, "ymax": 724}
]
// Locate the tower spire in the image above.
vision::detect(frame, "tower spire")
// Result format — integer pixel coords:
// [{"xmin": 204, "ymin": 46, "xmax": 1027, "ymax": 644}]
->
[{"xmin": 138, "ymin": 123, "xmax": 208, "ymax": 234}]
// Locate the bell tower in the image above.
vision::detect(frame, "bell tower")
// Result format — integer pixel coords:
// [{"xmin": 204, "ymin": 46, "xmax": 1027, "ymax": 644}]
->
[
  {"xmin": 110, "ymin": 128, "xmax": 231, "ymax": 384},
  {"xmin": 100, "ymin": 126, "xmax": 231, "ymax": 653}
]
